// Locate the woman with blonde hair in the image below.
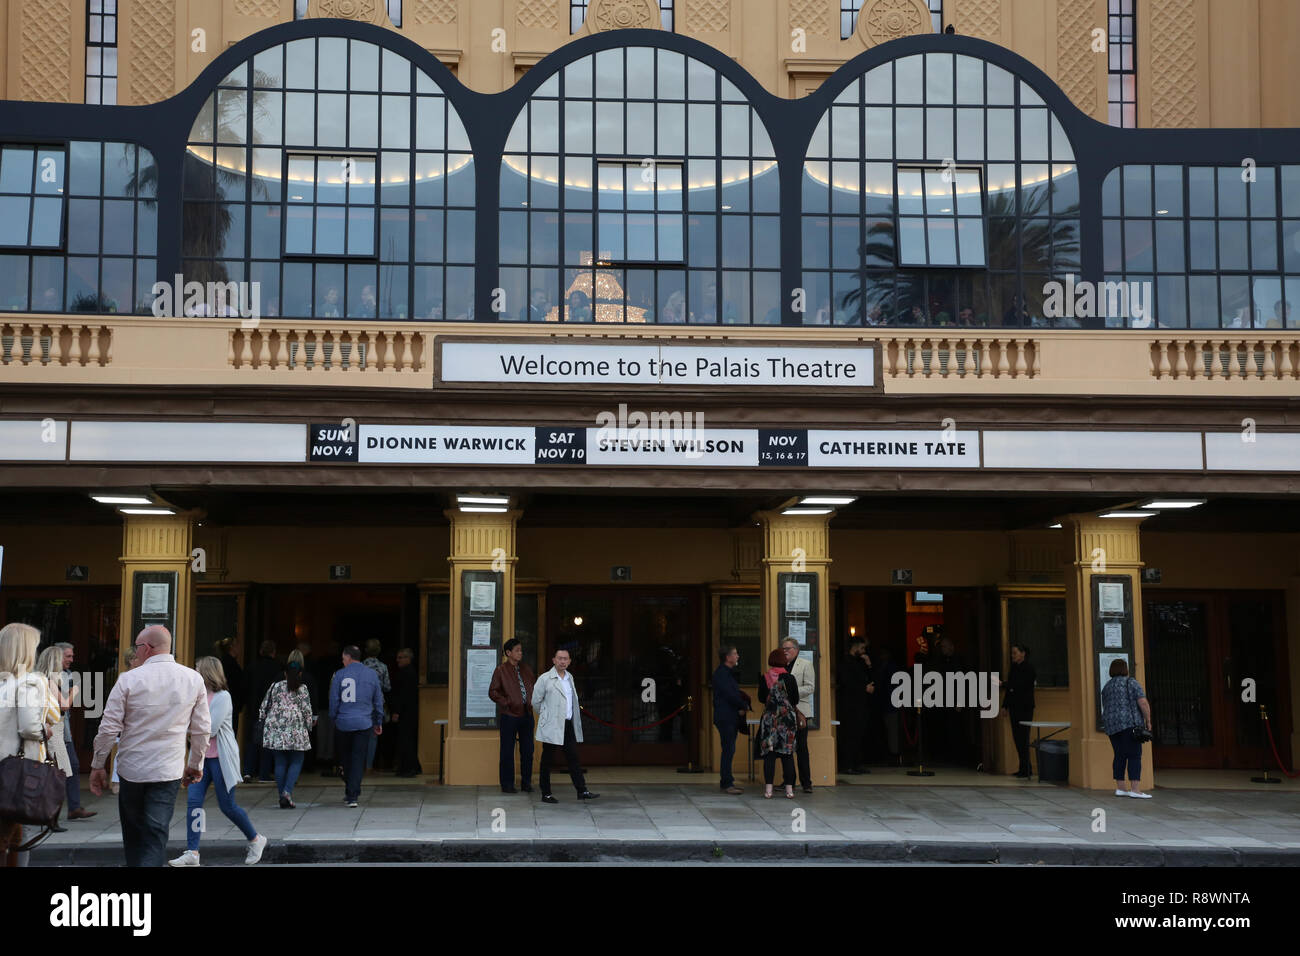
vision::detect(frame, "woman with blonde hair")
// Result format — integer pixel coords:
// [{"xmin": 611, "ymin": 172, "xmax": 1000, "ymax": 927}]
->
[
  {"xmin": 0, "ymin": 623, "xmax": 51, "ymax": 866},
  {"xmin": 34, "ymin": 647, "xmax": 73, "ymax": 831},
  {"xmin": 170, "ymin": 656, "xmax": 266, "ymax": 866}
]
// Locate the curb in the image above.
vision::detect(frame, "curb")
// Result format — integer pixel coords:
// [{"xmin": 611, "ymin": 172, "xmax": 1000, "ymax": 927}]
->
[{"xmin": 31, "ymin": 839, "xmax": 1300, "ymax": 866}]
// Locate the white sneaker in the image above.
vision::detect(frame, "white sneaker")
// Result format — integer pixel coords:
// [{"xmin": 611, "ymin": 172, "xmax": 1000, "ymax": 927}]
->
[
  {"xmin": 244, "ymin": 833, "xmax": 267, "ymax": 865},
  {"xmin": 168, "ymin": 850, "xmax": 200, "ymax": 867},
  {"xmin": 1127, "ymin": 791, "xmax": 1153, "ymax": 799},
  {"xmin": 1115, "ymin": 789, "xmax": 1128, "ymax": 796}
]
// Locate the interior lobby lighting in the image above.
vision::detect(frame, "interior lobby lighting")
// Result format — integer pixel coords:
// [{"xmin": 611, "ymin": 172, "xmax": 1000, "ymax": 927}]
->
[
  {"xmin": 91, "ymin": 494, "xmax": 152, "ymax": 505},
  {"xmin": 120, "ymin": 508, "xmax": 176, "ymax": 515},
  {"xmin": 799, "ymin": 496, "xmax": 857, "ymax": 506},
  {"xmin": 1100, "ymin": 511, "xmax": 1157, "ymax": 519},
  {"xmin": 1142, "ymin": 499, "xmax": 1206, "ymax": 509},
  {"xmin": 782, "ymin": 507, "xmax": 833, "ymax": 515},
  {"xmin": 1048, "ymin": 523, "xmax": 1062, "ymax": 529}
]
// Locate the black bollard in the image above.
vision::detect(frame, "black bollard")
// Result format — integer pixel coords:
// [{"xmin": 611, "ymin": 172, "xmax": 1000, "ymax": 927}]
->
[{"xmin": 907, "ymin": 703, "xmax": 936, "ymax": 777}]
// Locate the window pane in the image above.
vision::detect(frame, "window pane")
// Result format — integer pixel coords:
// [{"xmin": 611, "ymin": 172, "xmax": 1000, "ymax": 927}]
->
[{"xmin": 0, "ymin": 197, "xmax": 30, "ymax": 245}]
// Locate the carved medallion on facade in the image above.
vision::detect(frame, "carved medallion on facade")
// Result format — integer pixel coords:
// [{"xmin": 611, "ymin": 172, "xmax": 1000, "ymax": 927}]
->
[
  {"xmin": 590, "ymin": 0, "xmax": 661, "ymax": 32},
  {"xmin": 859, "ymin": 0, "xmax": 930, "ymax": 47}
]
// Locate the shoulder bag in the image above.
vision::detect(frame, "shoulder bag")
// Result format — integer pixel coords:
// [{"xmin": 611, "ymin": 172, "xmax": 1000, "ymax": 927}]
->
[{"xmin": 0, "ymin": 724, "xmax": 67, "ymax": 852}]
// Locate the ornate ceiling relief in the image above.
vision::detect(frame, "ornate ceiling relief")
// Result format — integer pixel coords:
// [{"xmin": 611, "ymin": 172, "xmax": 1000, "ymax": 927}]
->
[
  {"xmin": 858, "ymin": 0, "xmax": 931, "ymax": 47},
  {"xmin": 20, "ymin": 0, "xmax": 72, "ymax": 101},
  {"xmin": 1055, "ymin": 0, "xmax": 1098, "ymax": 116},
  {"xmin": 788, "ymin": 0, "xmax": 832, "ymax": 39},
  {"xmin": 588, "ymin": 0, "xmax": 662, "ymax": 32},
  {"xmin": 128, "ymin": 0, "xmax": 177, "ymax": 104},
  {"xmin": 1149, "ymin": 0, "xmax": 1197, "ymax": 127},
  {"xmin": 952, "ymin": 0, "xmax": 1001, "ymax": 41},
  {"xmin": 686, "ymin": 0, "xmax": 731, "ymax": 33},
  {"xmin": 516, "ymin": 0, "xmax": 561, "ymax": 30}
]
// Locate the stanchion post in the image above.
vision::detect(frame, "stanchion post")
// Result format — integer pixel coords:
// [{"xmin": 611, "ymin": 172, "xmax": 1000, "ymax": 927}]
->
[
  {"xmin": 1251, "ymin": 704, "xmax": 1282, "ymax": 784},
  {"xmin": 907, "ymin": 703, "xmax": 935, "ymax": 777}
]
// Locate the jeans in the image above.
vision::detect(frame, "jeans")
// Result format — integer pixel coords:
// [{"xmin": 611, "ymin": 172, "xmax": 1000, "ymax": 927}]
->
[
  {"xmin": 715, "ymin": 720, "xmax": 738, "ymax": 789},
  {"xmin": 1109, "ymin": 729, "xmax": 1143, "ymax": 783},
  {"xmin": 118, "ymin": 777, "xmax": 180, "ymax": 867},
  {"xmin": 763, "ymin": 751, "xmax": 795, "ymax": 786},
  {"xmin": 499, "ymin": 712, "xmax": 534, "ymax": 790},
  {"xmin": 186, "ymin": 758, "xmax": 257, "ymax": 852},
  {"xmin": 338, "ymin": 729, "xmax": 371, "ymax": 802},
  {"xmin": 366, "ymin": 730, "xmax": 379, "ymax": 770},
  {"xmin": 539, "ymin": 719, "xmax": 586, "ymax": 796},
  {"xmin": 273, "ymin": 750, "xmax": 306, "ymax": 796},
  {"xmin": 65, "ymin": 740, "xmax": 82, "ymax": 812}
]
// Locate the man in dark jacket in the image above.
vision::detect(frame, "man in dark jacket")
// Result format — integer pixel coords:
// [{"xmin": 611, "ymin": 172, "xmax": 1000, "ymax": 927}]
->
[
  {"xmin": 712, "ymin": 644, "xmax": 749, "ymax": 794},
  {"xmin": 246, "ymin": 640, "xmax": 282, "ymax": 780},
  {"xmin": 1004, "ymin": 643, "xmax": 1037, "ymax": 778},
  {"xmin": 487, "ymin": 638, "xmax": 536, "ymax": 794},
  {"xmin": 837, "ymin": 640, "xmax": 873, "ymax": 774},
  {"xmin": 390, "ymin": 647, "xmax": 422, "ymax": 777}
]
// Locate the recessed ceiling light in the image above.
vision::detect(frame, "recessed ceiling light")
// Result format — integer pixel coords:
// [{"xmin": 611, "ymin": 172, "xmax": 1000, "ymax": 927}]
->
[
  {"xmin": 1048, "ymin": 523, "xmax": 1062, "ymax": 529},
  {"xmin": 91, "ymin": 494, "xmax": 152, "ymax": 505},
  {"xmin": 120, "ymin": 508, "xmax": 176, "ymax": 515},
  {"xmin": 1142, "ymin": 499, "xmax": 1206, "ymax": 509},
  {"xmin": 1099, "ymin": 511, "xmax": 1156, "ymax": 519},
  {"xmin": 782, "ymin": 507, "xmax": 833, "ymax": 515},
  {"xmin": 457, "ymin": 495, "xmax": 509, "ymax": 506},
  {"xmin": 459, "ymin": 506, "xmax": 508, "ymax": 513},
  {"xmin": 800, "ymin": 496, "xmax": 857, "ymax": 506}
]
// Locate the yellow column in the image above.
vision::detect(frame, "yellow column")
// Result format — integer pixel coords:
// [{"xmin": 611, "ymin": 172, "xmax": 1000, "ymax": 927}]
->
[
  {"xmin": 118, "ymin": 513, "xmax": 197, "ymax": 665},
  {"xmin": 754, "ymin": 508, "xmax": 835, "ymax": 787},
  {"xmin": 1062, "ymin": 514, "xmax": 1151, "ymax": 791},
  {"xmin": 443, "ymin": 507, "xmax": 519, "ymax": 785}
]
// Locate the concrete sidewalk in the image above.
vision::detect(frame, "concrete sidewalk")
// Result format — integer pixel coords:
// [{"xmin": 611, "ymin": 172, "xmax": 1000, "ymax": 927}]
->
[{"xmin": 34, "ymin": 778, "xmax": 1300, "ymax": 865}]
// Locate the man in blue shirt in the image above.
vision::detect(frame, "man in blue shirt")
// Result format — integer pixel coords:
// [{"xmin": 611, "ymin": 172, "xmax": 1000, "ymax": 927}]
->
[{"xmin": 329, "ymin": 645, "xmax": 384, "ymax": 808}]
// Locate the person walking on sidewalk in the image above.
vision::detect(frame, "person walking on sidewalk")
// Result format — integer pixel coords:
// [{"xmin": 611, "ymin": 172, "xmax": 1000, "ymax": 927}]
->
[
  {"xmin": 90, "ymin": 626, "xmax": 211, "ymax": 868},
  {"xmin": 329, "ymin": 644, "xmax": 384, "ymax": 808},
  {"xmin": 55, "ymin": 642, "xmax": 95, "ymax": 820},
  {"xmin": 780, "ymin": 638, "xmax": 815, "ymax": 792},
  {"xmin": 533, "ymin": 648, "xmax": 598, "ymax": 804},
  {"xmin": 488, "ymin": 638, "xmax": 536, "ymax": 794},
  {"xmin": 0, "ymin": 622, "xmax": 49, "ymax": 867},
  {"xmin": 259, "ymin": 656, "xmax": 315, "ymax": 808},
  {"xmin": 712, "ymin": 644, "xmax": 748, "ymax": 794},
  {"xmin": 758, "ymin": 648, "xmax": 800, "ymax": 799},
  {"xmin": 171, "ymin": 657, "xmax": 267, "ymax": 866},
  {"xmin": 34, "ymin": 647, "xmax": 73, "ymax": 832}
]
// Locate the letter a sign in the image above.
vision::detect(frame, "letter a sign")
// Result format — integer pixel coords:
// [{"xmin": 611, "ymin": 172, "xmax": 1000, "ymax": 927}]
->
[{"xmin": 342, "ymin": 677, "xmax": 356, "ymax": 702}]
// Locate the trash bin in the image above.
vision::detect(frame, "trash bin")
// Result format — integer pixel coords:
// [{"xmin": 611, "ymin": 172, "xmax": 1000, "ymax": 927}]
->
[{"xmin": 1036, "ymin": 740, "xmax": 1068, "ymax": 782}]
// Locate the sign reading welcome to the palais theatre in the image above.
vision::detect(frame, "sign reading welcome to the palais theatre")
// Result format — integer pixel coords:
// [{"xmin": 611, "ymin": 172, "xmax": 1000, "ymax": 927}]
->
[{"xmin": 436, "ymin": 338, "xmax": 878, "ymax": 389}]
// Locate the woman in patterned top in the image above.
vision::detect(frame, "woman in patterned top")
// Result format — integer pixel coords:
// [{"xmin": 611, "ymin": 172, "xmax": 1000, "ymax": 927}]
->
[
  {"xmin": 260, "ymin": 651, "xmax": 316, "ymax": 808},
  {"xmin": 756, "ymin": 648, "xmax": 799, "ymax": 799},
  {"xmin": 1100, "ymin": 658, "xmax": 1153, "ymax": 799}
]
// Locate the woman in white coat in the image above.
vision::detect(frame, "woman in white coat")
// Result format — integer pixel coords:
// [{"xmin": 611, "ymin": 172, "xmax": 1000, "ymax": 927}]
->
[
  {"xmin": 532, "ymin": 648, "xmax": 599, "ymax": 804},
  {"xmin": 170, "ymin": 656, "xmax": 266, "ymax": 866},
  {"xmin": 0, "ymin": 623, "xmax": 50, "ymax": 867}
]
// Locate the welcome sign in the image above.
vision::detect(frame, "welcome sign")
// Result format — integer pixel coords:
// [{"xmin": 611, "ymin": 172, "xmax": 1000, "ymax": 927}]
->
[{"xmin": 436, "ymin": 337, "xmax": 879, "ymax": 390}]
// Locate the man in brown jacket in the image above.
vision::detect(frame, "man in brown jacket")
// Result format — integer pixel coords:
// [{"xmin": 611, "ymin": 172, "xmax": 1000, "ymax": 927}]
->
[{"xmin": 488, "ymin": 638, "xmax": 536, "ymax": 794}]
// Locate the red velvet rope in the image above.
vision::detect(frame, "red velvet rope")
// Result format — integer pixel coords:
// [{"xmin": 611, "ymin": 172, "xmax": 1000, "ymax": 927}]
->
[
  {"xmin": 900, "ymin": 708, "xmax": 918, "ymax": 747},
  {"xmin": 579, "ymin": 704, "xmax": 687, "ymax": 732},
  {"xmin": 1262, "ymin": 712, "xmax": 1300, "ymax": 779}
]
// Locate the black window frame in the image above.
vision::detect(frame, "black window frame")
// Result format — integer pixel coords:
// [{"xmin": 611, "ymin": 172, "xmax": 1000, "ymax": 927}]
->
[
  {"xmin": 282, "ymin": 150, "xmax": 382, "ymax": 260},
  {"xmin": 85, "ymin": 0, "xmax": 119, "ymax": 106},
  {"xmin": 0, "ymin": 142, "xmax": 69, "ymax": 252},
  {"xmin": 1107, "ymin": 0, "xmax": 1136, "ymax": 128}
]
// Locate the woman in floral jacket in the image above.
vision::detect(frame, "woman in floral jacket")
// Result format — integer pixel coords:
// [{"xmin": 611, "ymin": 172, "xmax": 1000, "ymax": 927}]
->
[
  {"xmin": 756, "ymin": 648, "xmax": 800, "ymax": 799},
  {"xmin": 260, "ymin": 652, "xmax": 315, "ymax": 808}
]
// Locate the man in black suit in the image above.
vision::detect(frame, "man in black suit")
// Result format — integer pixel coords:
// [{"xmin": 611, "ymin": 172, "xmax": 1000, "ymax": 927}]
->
[
  {"xmin": 712, "ymin": 645, "xmax": 748, "ymax": 794},
  {"xmin": 1004, "ymin": 643, "xmax": 1037, "ymax": 778}
]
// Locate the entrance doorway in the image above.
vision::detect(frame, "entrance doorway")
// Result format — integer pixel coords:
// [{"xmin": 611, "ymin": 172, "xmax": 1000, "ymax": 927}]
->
[
  {"xmin": 1143, "ymin": 590, "xmax": 1290, "ymax": 770},
  {"xmin": 547, "ymin": 587, "xmax": 700, "ymax": 766}
]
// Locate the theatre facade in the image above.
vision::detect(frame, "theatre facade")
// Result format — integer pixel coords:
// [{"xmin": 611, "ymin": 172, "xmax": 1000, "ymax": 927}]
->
[{"xmin": 1, "ymin": 2, "xmax": 1298, "ymax": 790}]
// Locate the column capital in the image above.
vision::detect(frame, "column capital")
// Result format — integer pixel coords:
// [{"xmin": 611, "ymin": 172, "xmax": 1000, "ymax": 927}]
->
[
  {"xmin": 751, "ymin": 508, "xmax": 833, "ymax": 566},
  {"xmin": 1061, "ymin": 512, "xmax": 1148, "ymax": 571}
]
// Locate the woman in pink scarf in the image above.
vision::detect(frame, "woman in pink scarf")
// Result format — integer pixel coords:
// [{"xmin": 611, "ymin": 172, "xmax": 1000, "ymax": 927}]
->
[{"xmin": 756, "ymin": 649, "xmax": 799, "ymax": 798}]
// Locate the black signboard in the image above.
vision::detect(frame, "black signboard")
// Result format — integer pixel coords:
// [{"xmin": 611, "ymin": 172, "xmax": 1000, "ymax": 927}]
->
[
  {"xmin": 131, "ymin": 570, "xmax": 178, "ymax": 645},
  {"xmin": 758, "ymin": 429, "xmax": 809, "ymax": 466},
  {"xmin": 1092, "ymin": 574, "xmax": 1135, "ymax": 731},
  {"xmin": 534, "ymin": 426, "xmax": 585, "ymax": 464},
  {"xmin": 65, "ymin": 565, "xmax": 89, "ymax": 582},
  {"xmin": 460, "ymin": 569, "xmax": 504, "ymax": 730},
  {"xmin": 309, "ymin": 423, "xmax": 358, "ymax": 462}
]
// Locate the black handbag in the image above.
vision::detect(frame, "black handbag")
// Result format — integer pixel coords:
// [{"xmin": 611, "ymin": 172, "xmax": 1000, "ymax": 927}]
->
[
  {"xmin": 1132, "ymin": 727, "xmax": 1153, "ymax": 744},
  {"xmin": 0, "ymin": 726, "xmax": 67, "ymax": 852}
]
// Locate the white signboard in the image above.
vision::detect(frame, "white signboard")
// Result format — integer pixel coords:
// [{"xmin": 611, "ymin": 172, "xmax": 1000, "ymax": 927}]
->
[
  {"xmin": 359, "ymin": 425, "xmax": 534, "ymax": 464},
  {"xmin": 0, "ymin": 420, "xmax": 68, "ymax": 460},
  {"xmin": 983, "ymin": 430, "xmax": 1203, "ymax": 471},
  {"xmin": 1205, "ymin": 432, "xmax": 1300, "ymax": 471},
  {"xmin": 808, "ymin": 430, "xmax": 979, "ymax": 468},
  {"xmin": 586, "ymin": 427, "xmax": 756, "ymax": 466},
  {"xmin": 440, "ymin": 340, "xmax": 875, "ymax": 388},
  {"xmin": 70, "ymin": 422, "xmax": 306, "ymax": 463}
]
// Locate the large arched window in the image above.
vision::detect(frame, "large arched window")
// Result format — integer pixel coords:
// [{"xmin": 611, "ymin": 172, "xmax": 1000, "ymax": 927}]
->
[
  {"xmin": 802, "ymin": 52, "xmax": 1078, "ymax": 327},
  {"xmin": 498, "ymin": 46, "xmax": 779, "ymax": 324},
  {"xmin": 183, "ymin": 36, "xmax": 474, "ymax": 321}
]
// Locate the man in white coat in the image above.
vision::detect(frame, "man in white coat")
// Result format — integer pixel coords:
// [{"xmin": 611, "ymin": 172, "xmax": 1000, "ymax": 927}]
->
[
  {"xmin": 532, "ymin": 648, "xmax": 599, "ymax": 803},
  {"xmin": 781, "ymin": 637, "xmax": 816, "ymax": 793}
]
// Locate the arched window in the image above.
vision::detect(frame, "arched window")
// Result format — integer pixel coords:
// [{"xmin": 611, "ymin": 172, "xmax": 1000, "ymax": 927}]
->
[
  {"xmin": 183, "ymin": 36, "xmax": 474, "ymax": 320},
  {"xmin": 802, "ymin": 52, "xmax": 1078, "ymax": 328},
  {"xmin": 499, "ymin": 46, "xmax": 778, "ymax": 324}
]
